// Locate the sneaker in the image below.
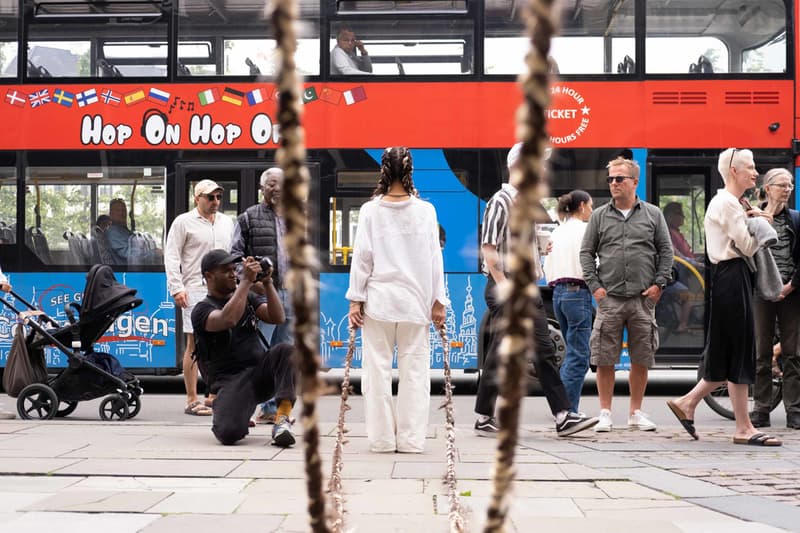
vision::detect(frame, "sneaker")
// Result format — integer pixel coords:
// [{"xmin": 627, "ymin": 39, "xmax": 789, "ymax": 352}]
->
[
  {"xmin": 628, "ymin": 410, "xmax": 657, "ymax": 431},
  {"xmin": 255, "ymin": 399, "xmax": 278, "ymax": 425},
  {"xmin": 474, "ymin": 416, "xmax": 499, "ymax": 437},
  {"xmin": 272, "ymin": 414, "xmax": 296, "ymax": 447},
  {"xmin": 556, "ymin": 412, "xmax": 599, "ymax": 437},
  {"xmin": 594, "ymin": 409, "xmax": 613, "ymax": 432}
]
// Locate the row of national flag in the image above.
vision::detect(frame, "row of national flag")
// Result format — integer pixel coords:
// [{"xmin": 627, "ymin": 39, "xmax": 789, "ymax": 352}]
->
[
  {"xmin": 5, "ymin": 85, "xmax": 368, "ymax": 109},
  {"xmin": 195, "ymin": 85, "xmax": 367, "ymax": 107},
  {"xmin": 4, "ymin": 87, "xmax": 167, "ymax": 109}
]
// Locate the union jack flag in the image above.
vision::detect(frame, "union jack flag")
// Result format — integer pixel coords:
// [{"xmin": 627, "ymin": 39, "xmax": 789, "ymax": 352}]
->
[
  {"xmin": 29, "ymin": 89, "xmax": 50, "ymax": 108},
  {"xmin": 100, "ymin": 88, "xmax": 121, "ymax": 107}
]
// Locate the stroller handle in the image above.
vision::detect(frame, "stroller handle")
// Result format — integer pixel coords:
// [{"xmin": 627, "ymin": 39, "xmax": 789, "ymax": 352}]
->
[{"xmin": 1, "ymin": 288, "xmax": 62, "ymax": 328}]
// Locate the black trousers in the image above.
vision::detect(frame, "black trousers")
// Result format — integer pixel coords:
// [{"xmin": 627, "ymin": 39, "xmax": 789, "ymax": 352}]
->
[
  {"xmin": 475, "ymin": 277, "xmax": 571, "ymax": 417},
  {"xmin": 211, "ymin": 343, "xmax": 296, "ymax": 445},
  {"xmin": 753, "ymin": 291, "xmax": 800, "ymax": 414}
]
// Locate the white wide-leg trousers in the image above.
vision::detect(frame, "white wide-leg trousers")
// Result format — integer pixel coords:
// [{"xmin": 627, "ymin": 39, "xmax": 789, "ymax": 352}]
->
[{"xmin": 361, "ymin": 316, "xmax": 431, "ymax": 453}]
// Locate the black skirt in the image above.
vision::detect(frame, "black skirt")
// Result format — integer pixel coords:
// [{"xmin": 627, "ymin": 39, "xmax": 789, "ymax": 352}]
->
[{"xmin": 703, "ymin": 258, "xmax": 756, "ymax": 384}]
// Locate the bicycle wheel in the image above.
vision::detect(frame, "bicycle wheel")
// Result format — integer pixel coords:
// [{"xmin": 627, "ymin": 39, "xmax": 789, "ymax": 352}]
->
[{"xmin": 699, "ymin": 359, "xmax": 783, "ymax": 420}]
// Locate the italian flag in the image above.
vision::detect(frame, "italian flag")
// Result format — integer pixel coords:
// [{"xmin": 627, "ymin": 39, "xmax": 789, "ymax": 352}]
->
[{"xmin": 198, "ymin": 88, "xmax": 219, "ymax": 106}]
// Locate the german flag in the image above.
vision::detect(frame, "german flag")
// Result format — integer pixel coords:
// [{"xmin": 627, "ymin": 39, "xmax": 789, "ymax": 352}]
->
[{"xmin": 221, "ymin": 87, "xmax": 244, "ymax": 106}]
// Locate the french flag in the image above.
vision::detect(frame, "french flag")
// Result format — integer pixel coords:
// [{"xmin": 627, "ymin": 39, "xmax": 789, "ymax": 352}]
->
[
  {"xmin": 246, "ymin": 88, "xmax": 264, "ymax": 106},
  {"xmin": 147, "ymin": 87, "xmax": 170, "ymax": 105}
]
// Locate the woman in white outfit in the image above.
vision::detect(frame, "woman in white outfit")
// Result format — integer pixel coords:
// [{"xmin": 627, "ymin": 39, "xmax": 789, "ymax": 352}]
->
[{"xmin": 346, "ymin": 146, "xmax": 448, "ymax": 453}]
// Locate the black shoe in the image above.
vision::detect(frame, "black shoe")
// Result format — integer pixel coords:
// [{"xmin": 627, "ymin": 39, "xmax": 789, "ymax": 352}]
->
[
  {"xmin": 787, "ymin": 413, "xmax": 800, "ymax": 429},
  {"xmin": 749, "ymin": 411, "xmax": 771, "ymax": 428},
  {"xmin": 474, "ymin": 416, "xmax": 499, "ymax": 437},
  {"xmin": 556, "ymin": 412, "xmax": 599, "ymax": 437}
]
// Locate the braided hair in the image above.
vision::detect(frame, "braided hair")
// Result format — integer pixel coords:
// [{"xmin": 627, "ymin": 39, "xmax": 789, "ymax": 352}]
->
[{"xmin": 372, "ymin": 146, "xmax": 418, "ymax": 198}]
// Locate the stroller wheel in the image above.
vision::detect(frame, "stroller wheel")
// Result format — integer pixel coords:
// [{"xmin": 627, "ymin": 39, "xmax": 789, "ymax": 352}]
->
[
  {"xmin": 127, "ymin": 394, "xmax": 142, "ymax": 419},
  {"xmin": 17, "ymin": 384, "xmax": 58, "ymax": 420},
  {"xmin": 56, "ymin": 401, "xmax": 79, "ymax": 418},
  {"xmin": 99, "ymin": 394, "xmax": 129, "ymax": 421}
]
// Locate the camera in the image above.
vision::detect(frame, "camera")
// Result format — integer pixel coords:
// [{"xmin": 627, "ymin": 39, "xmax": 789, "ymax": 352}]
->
[{"xmin": 253, "ymin": 256, "xmax": 273, "ymax": 282}]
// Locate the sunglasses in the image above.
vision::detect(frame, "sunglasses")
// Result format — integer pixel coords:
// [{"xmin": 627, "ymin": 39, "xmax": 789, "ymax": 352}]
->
[
  {"xmin": 606, "ymin": 175, "xmax": 633, "ymax": 184},
  {"xmin": 203, "ymin": 193, "xmax": 223, "ymax": 201},
  {"xmin": 729, "ymin": 148, "xmax": 737, "ymax": 169}
]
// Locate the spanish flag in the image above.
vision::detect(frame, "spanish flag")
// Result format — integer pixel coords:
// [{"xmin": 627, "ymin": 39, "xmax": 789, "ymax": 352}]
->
[
  {"xmin": 221, "ymin": 87, "xmax": 244, "ymax": 106},
  {"xmin": 124, "ymin": 89, "xmax": 146, "ymax": 106}
]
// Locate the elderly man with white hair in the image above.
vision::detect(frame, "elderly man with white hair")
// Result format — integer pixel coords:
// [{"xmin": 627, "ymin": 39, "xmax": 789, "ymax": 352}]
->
[
  {"xmin": 474, "ymin": 143, "xmax": 598, "ymax": 438},
  {"xmin": 231, "ymin": 167, "xmax": 294, "ymax": 425}
]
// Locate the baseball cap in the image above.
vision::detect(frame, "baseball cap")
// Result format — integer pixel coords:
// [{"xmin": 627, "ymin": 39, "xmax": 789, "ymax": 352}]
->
[
  {"xmin": 201, "ymin": 249, "xmax": 241, "ymax": 274},
  {"xmin": 194, "ymin": 179, "xmax": 224, "ymax": 197}
]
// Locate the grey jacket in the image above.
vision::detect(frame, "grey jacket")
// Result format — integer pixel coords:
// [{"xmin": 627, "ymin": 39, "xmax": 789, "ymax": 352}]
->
[
  {"xmin": 736, "ymin": 217, "xmax": 782, "ymax": 301},
  {"xmin": 580, "ymin": 197, "xmax": 674, "ymax": 297}
]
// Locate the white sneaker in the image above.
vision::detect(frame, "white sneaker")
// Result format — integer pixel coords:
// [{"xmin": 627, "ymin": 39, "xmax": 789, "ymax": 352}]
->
[
  {"xmin": 594, "ymin": 409, "xmax": 612, "ymax": 432},
  {"xmin": 628, "ymin": 409, "xmax": 657, "ymax": 431}
]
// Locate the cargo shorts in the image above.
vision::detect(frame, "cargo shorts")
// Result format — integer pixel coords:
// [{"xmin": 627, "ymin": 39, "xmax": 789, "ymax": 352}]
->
[{"xmin": 590, "ymin": 294, "xmax": 659, "ymax": 368}]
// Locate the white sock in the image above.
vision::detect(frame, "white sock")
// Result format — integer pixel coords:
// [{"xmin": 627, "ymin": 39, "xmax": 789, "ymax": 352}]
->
[
  {"xmin": 555, "ymin": 410, "xmax": 568, "ymax": 424},
  {"xmin": 477, "ymin": 414, "xmax": 491, "ymax": 423}
]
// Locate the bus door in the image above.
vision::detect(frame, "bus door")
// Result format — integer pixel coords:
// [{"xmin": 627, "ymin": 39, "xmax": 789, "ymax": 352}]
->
[
  {"xmin": 173, "ymin": 162, "xmax": 320, "ymax": 363},
  {"xmin": 649, "ymin": 159, "xmax": 710, "ymax": 366}
]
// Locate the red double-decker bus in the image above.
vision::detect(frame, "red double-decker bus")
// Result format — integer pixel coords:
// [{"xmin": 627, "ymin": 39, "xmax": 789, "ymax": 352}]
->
[{"xmin": 0, "ymin": 0, "xmax": 794, "ymax": 376}]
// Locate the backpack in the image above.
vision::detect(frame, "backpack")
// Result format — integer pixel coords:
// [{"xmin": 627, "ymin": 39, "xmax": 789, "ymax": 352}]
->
[{"xmin": 3, "ymin": 325, "xmax": 48, "ymax": 397}]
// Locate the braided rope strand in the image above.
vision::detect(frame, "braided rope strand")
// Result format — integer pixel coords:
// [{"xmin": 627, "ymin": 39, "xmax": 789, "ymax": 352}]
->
[
  {"xmin": 271, "ymin": 1, "xmax": 330, "ymax": 531},
  {"xmin": 437, "ymin": 324, "xmax": 466, "ymax": 533},
  {"xmin": 483, "ymin": 1, "xmax": 556, "ymax": 532},
  {"xmin": 327, "ymin": 326, "xmax": 357, "ymax": 532}
]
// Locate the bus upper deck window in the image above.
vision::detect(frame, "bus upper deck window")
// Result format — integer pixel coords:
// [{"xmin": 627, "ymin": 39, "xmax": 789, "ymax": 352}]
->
[{"xmin": 645, "ymin": 0, "xmax": 786, "ymax": 74}]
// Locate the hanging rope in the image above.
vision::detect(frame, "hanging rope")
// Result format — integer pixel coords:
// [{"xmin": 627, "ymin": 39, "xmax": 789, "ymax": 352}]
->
[
  {"xmin": 271, "ymin": 1, "xmax": 330, "ymax": 532},
  {"xmin": 327, "ymin": 326, "xmax": 357, "ymax": 532},
  {"xmin": 483, "ymin": 1, "xmax": 557, "ymax": 532},
  {"xmin": 437, "ymin": 324, "xmax": 466, "ymax": 532}
]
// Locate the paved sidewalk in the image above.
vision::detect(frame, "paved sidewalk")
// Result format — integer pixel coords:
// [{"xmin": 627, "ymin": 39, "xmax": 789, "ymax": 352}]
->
[{"xmin": 0, "ymin": 394, "xmax": 798, "ymax": 532}]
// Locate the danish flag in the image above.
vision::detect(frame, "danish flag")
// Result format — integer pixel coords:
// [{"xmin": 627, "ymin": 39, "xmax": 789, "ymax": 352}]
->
[{"xmin": 4, "ymin": 90, "xmax": 26, "ymax": 107}]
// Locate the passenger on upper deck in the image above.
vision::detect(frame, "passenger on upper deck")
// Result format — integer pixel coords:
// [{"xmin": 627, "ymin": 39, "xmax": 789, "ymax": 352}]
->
[
  {"xmin": 106, "ymin": 199, "xmax": 133, "ymax": 265},
  {"xmin": 331, "ymin": 25, "xmax": 373, "ymax": 75}
]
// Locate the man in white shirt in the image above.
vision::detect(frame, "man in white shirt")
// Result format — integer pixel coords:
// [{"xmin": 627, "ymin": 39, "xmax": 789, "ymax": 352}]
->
[
  {"xmin": 165, "ymin": 180, "xmax": 235, "ymax": 416},
  {"xmin": 330, "ymin": 25, "xmax": 373, "ymax": 75}
]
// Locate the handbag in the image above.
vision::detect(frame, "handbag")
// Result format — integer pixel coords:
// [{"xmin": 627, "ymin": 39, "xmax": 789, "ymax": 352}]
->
[
  {"xmin": 754, "ymin": 247, "xmax": 784, "ymax": 302},
  {"xmin": 2, "ymin": 324, "xmax": 48, "ymax": 397}
]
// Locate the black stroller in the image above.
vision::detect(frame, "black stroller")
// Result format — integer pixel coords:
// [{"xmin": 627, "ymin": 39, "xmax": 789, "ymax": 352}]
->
[{"xmin": 1, "ymin": 264, "xmax": 143, "ymax": 420}]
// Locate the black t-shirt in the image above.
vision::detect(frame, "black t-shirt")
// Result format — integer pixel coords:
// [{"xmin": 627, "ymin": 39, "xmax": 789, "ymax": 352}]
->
[{"xmin": 191, "ymin": 292, "xmax": 268, "ymax": 383}]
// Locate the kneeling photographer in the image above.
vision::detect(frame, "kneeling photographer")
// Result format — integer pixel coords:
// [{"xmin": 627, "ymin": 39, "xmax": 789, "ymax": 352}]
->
[{"xmin": 192, "ymin": 249, "xmax": 296, "ymax": 446}]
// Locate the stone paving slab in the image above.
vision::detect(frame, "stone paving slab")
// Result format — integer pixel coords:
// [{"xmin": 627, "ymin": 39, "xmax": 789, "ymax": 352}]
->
[
  {"xmin": 24, "ymin": 490, "xmax": 171, "ymax": 513},
  {"xmin": 148, "ymin": 491, "xmax": 247, "ymax": 514},
  {"xmin": 0, "ymin": 511, "xmax": 160, "ymax": 533},
  {"xmin": 686, "ymin": 495, "xmax": 800, "ymax": 532},
  {"xmin": 54, "ymin": 458, "xmax": 244, "ymax": 477},
  {"xmin": 66, "ymin": 476, "xmax": 251, "ymax": 493},
  {"xmin": 139, "ymin": 514, "xmax": 286, "ymax": 533},
  {"xmin": 605, "ymin": 467, "xmax": 735, "ymax": 498}
]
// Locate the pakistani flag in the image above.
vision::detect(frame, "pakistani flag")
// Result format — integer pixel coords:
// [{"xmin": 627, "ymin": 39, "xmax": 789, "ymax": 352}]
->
[{"xmin": 302, "ymin": 87, "xmax": 318, "ymax": 104}]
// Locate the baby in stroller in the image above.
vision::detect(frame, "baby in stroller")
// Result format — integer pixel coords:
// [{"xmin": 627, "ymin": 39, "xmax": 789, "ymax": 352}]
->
[{"xmin": 1, "ymin": 264, "xmax": 143, "ymax": 420}]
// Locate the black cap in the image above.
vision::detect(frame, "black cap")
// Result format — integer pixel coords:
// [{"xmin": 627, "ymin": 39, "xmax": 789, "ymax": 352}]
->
[{"xmin": 201, "ymin": 249, "xmax": 242, "ymax": 274}]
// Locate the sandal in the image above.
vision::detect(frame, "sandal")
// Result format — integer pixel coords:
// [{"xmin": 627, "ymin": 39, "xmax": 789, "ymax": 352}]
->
[
  {"xmin": 185, "ymin": 400, "xmax": 213, "ymax": 416},
  {"xmin": 732, "ymin": 432, "xmax": 782, "ymax": 446}
]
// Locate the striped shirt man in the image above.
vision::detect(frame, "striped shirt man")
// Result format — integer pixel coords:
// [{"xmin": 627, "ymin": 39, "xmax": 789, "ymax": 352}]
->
[{"xmin": 481, "ymin": 183, "xmax": 516, "ymax": 277}]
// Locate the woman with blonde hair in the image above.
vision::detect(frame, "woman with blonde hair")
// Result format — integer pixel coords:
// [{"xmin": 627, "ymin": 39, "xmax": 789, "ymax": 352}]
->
[{"xmin": 668, "ymin": 148, "xmax": 781, "ymax": 445}]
